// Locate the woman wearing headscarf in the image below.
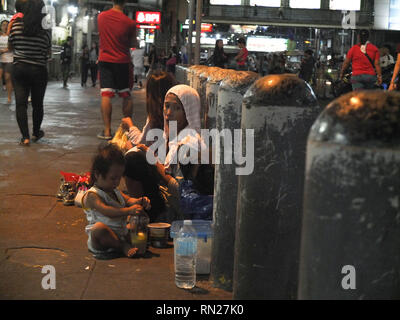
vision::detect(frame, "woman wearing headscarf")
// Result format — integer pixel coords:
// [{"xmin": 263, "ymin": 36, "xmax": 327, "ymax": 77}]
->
[{"xmin": 125, "ymin": 85, "xmax": 213, "ymax": 222}]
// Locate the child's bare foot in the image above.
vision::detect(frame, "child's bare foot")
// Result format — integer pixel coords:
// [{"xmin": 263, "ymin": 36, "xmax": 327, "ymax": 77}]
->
[{"xmin": 123, "ymin": 245, "xmax": 138, "ymax": 258}]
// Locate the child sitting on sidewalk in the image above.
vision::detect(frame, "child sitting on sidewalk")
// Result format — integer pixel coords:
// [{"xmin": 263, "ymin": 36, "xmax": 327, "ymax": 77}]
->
[{"xmin": 82, "ymin": 143, "xmax": 151, "ymax": 258}]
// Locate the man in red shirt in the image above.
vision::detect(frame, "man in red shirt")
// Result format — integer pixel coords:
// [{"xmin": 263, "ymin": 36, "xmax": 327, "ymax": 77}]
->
[
  {"xmin": 340, "ymin": 29, "xmax": 382, "ymax": 91},
  {"xmin": 235, "ymin": 37, "xmax": 248, "ymax": 71},
  {"xmin": 97, "ymin": 0, "xmax": 136, "ymax": 140}
]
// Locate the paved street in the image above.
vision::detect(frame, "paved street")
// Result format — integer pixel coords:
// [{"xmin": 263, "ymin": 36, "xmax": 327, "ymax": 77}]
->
[{"xmin": 0, "ymin": 79, "xmax": 232, "ymax": 300}]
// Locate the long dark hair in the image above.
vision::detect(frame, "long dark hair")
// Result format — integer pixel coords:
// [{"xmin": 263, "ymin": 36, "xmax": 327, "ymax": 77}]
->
[
  {"xmin": 146, "ymin": 71, "xmax": 178, "ymax": 130},
  {"xmin": 214, "ymin": 39, "xmax": 224, "ymax": 52},
  {"xmin": 124, "ymin": 151, "xmax": 166, "ymax": 222},
  {"xmin": 22, "ymin": 0, "xmax": 46, "ymax": 36}
]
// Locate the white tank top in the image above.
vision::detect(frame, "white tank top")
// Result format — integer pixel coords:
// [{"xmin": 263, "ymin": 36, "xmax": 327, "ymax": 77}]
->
[
  {"xmin": 83, "ymin": 186, "xmax": 127, "ymax": 238},
  {"xmin": 0, "ymin": 35, "xmax": 13, "ymax": 63}
]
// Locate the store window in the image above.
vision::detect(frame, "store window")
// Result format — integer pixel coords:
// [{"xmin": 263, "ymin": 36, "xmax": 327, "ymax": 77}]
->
[
  {"xmin": 329, "ymin": 0, "xmax": 361, "ymax": 11},
  {"xmin": 250, "ymin": 0, "xmax": 281, "ymax": 7},
  {"xmin": 210, "ymin": 0, "xmax": 241, "ymax": 5},
  {"xmin": 290, "ymin": 0, "xmax": 320, "ymax": 9}
]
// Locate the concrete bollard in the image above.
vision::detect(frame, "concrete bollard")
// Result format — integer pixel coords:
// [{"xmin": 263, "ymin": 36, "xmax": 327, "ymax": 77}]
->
[
  {"xmin": 299, "ymin": 91, "xmax": 400, "ymax": 300},
  {"xmin": 205, "ymin": 69, "xmax": 235, "ymax": 130},
  {"xmin": 211, "ymin": 71, "xmax": 259, "ymax": 292},
  {"xmin": 175, "ymin": 65, "xmax": 189, "ymax": 85},
  {"xmin": 197, "ymin": 67, "xmax": 221, "ymax": 128},
  {"xmin": 189, "ymin": 65, "xmax": 209, "ymax": 89},
  {"xmin": 233, "ymin": 74, "xmax": 321, "ymax": 300}
]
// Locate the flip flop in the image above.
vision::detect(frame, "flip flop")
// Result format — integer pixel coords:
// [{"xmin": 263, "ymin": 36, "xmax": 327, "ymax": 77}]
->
[
  {"xmin": 32, "ymin": 130, "xmax": 45, "ymax": 142},
  {"xmin": 97, "ymin": 131, "xmax": 113, "ymax": 140},
  {"xmin": 19, "ymin": 138, "xmax": 30, "ymax": 146}
]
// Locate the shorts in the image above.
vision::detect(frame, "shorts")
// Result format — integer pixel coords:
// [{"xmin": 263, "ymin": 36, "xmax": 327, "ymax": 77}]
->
[
  {"xmin": 86, "ymin": 224, "xmax": 127, "ymax": 255},
  {"xmin": 0, "ymin": 62, "xmax": 13, "ymax": 74},
  {"xmin": 351, "ymin": 74, "xmax": 377, "ymax": 91},
  {"xmin": 99, "ymin": 61, "xmax": 131, "ymax": 98}
]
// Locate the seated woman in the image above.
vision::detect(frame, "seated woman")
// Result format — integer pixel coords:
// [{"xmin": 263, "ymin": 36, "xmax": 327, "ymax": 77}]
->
[
  {"xmin": 134, "ymin": 84, "xmax": 214, "ymax": 221},
  {"xmin": 121, "ymin": 70, "xmax": 178, "ymax": 148}
]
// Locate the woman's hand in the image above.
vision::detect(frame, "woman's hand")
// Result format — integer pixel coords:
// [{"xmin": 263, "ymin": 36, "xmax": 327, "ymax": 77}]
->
[
  {"xmin": 389, "ymin": 82, "xmax": 396, "ymax": 91},
  {"xmin": 128, "ymin": 196, "xmax": 151, "ymax": 211},
  {"xmin": 136, "ymin": 144, "xmax": 149, "ymax": 153},
  {"xmin": 121, "ymin": 117, "xmax": 134, "ymax": 131}
]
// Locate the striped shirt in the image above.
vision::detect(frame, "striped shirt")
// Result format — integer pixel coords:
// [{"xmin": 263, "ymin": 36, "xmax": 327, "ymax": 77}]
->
[{"xmin": 9, "ymin": 20, "xmax": 51, "ymax": 67}]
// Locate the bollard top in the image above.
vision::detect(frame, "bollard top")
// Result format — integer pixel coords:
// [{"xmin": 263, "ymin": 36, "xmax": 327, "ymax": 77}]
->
[
  {"xmin": 207, "ymin": 69, "xmax": 235, "ymax": 83},
  {"xmin": 199, "ymin": 67, "xmax": 221, "ymax": 80},
  {"xmin": 220, "ymin": 71, "xmax": 260, "ymax": 95},
  {"xmin": 309, "ymin": 91, "xmax": 400, "ymax": 147},
  {"xmin": 243, "ymin": 74, "xmax": 318, "ymax": 108},
  {"xmin": 189, "ymin": 65, "xmax": 209, "ymax": 75}
]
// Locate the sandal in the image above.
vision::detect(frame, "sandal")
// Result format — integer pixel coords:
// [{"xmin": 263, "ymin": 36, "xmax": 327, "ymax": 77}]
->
[
  {"xmin": 97, "ymin": 131, "xmax": 113, "ymax": 140},
  {"xmin": 19, "ymin": 138, "xmax": 30, "ymax": 146},
  {"xmin": 32, "ymin": 130, "xmax": 45, "ymax": 142}
]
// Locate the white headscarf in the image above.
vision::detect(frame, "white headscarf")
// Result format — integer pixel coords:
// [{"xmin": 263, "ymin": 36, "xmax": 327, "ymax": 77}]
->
[{"xmin": 162, "ymin": 85, "xmax": 206, "ymax": 172}]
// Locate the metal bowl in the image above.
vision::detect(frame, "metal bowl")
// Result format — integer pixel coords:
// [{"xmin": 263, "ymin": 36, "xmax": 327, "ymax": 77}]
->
[{"xmin": 148, "ymin": 223, "xmax": 171, "ymax": 248}]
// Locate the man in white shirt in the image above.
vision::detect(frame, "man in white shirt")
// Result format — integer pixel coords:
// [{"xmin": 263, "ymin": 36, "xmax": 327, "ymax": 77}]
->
[
  {"xmin": 380, "ymin": 45, "xmax": 395, "ymax": 69},
  {"xmin": 131, "ymin": 46, "xmax": 145, "ymax": 88}
]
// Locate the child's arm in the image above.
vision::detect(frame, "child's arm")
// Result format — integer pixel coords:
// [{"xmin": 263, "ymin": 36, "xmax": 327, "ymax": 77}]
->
[
  {"xmin": 121, "ymin": 193, "xmax": 151, "ymax": 211},
  {"xmin": 84, "ymin": 191, "xmax": 144, "ymax": 218}
]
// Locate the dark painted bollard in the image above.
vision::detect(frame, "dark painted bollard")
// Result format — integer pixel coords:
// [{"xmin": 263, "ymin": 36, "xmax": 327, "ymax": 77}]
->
[
  {"xmin": 233, "ymin": 74, "xmax": 321, "ymax": 300},
  {"xmin": 205, "ymin": 69, "xmax": 235, "ymax": 130},
  {"xmin": 299, "ymin": 91, "xmax": 400, "ymax": 300},
  {"xmin": 211, "ymin": 71, "xmax": 259, "ymax": 292},
  {"xmin": 176, "ymin": 65, "xmax": 189, "ymax": 85}
]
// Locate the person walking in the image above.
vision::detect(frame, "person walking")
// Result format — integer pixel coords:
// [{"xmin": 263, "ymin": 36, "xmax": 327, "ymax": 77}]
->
[
  {"xmin": 213, "ymin": 39, "xmax": 228, "ymax": 68},
  {"xmin": 89, "ymin": 42, "xmax": 98, "ymax": 87},
  {"xmin": 80, "ymin": 45, "xmax": 90, "ymax": 87},
  {"xmin": 61, "ymin": 36, "xmax": 73, "ymax": 88},
  {"xmin": 234, "ymin": 37, "xmax": 248, "ymax": 71},
  {"xmin": 9, "ymin": 0, "xmax": 51, "ymax": 146},
  {"xmin": 340, "ymin": 29, "xmax": 382, "ymax": 91},
  {"xmin": 97, "ymin": 0, "xmax": 136, "ymax": 140},
  {"xmin": 131, "ymin": 45, "xmax": 144, "ymax": 88},
  {"xmin": 299, "ymin": 49, "xmax": 315, "ymax": 83},
  {"xmin": 0, "ymin": 20, "xmax": 14, "ymax": 103},
  {"xmin": 148, "ymin": 45, "xmax": 158, "ymax": 74}
]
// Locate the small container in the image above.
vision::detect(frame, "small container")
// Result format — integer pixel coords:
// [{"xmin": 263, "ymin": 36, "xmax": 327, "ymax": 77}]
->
[
  {"xmin": 148, "ymin": 223, "xmax": 171, "ymax": 248},
  {"xmin": 171, "ymin": 220, "xmax": 213, "ymax": 274},
  {"xmin": 129, "ymin": 214, "xmax": 149, "ymax": 255}
]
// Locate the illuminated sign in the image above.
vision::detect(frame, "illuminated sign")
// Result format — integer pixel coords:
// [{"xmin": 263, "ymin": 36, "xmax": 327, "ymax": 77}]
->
[
  {"xmin": 201, "ymin": 24, "xmax": 213, "ymax": 32},
  {"xmin": 137, "ymin": 25, "xmax": 160, "ymax": 30},
  {"xmin": 247, "ymin": 37, "xmax": 288, "ymax": 52},
  {"xmin": 136, "ymin": 11, "xmax": 161, "ymax": 24}
]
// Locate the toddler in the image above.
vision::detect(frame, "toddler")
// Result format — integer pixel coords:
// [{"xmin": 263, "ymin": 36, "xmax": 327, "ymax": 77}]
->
[{"xmin": 82, "ymin": 143, "xmax": 151, "ymax": 258}]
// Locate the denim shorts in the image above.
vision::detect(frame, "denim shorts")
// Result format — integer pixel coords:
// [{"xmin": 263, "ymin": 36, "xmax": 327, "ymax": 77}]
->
[{"xmin": 351, "ymin": 74, "xmax": 377, "ymax": 91}]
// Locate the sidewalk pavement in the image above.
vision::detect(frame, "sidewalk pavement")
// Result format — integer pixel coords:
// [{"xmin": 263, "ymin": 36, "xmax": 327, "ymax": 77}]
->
[{"xmin": 0, "ymin": 79, "xmax": 232, "ymax": 300}]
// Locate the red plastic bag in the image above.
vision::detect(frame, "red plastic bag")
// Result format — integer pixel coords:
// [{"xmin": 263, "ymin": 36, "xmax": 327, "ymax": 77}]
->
[{"xmin": 60, "ymin": 171, "xmax": 80, "ymax": 183}]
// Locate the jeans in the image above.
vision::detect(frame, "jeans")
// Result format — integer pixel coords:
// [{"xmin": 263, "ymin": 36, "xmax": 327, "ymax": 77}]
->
[
  {"xmin": 89, "ymin": 62, "xmax": 98, "ymax": 85},
  {"xmin": 81, "ymin": 62, "xmax": 89, "ymax": 85},
  {"xmin": 12, "ymin": 62, "xmax": 48, "ymax": 139},
  {"xmin": 351, "ymin": 74, "xmax": 377, "ymax": 91},
  {"xmin": 61, "ymin": 63, "xmax": 70, "ymax": 86}
]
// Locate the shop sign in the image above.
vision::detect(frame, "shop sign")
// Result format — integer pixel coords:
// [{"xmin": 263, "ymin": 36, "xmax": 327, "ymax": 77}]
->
[{"xmin": 136, "ymin": 11, "xmax": 161, "ymax": 25}]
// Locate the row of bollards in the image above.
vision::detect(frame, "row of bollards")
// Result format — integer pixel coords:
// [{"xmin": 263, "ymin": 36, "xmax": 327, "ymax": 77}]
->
[{"xmin": 177, "ymin": 65, "xmax": 400, "ymax": 300}]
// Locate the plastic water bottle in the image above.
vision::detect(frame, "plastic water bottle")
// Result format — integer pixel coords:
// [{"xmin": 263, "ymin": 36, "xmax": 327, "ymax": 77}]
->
[{"xmin": 175, "ymin": 220, "xmax": 197, "ymax": 289}]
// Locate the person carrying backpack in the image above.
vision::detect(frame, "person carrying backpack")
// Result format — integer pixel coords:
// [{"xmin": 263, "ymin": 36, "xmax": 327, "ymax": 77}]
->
[{"xmin": 340, "ymin": 29, "xmax": 382, "ymax": 91}]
